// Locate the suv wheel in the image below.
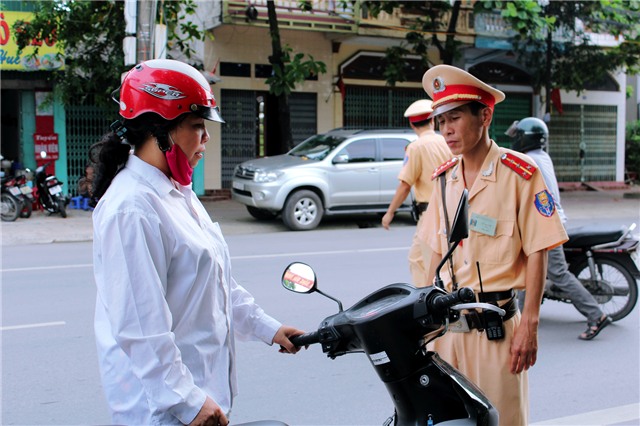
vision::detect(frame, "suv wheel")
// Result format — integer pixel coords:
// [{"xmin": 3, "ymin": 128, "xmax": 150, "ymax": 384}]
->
[
  {"xmin": 246, "ymin": 206, "xmax": 277, "ymax": 221},
  {"xmin": 282, "ymin": 190, "xmax": 323, "ymax": 231}
]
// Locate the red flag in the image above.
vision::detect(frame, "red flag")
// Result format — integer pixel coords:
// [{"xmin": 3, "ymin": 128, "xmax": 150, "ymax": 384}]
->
[
  {"xmin": 336, "ymin": 74, "xmax": 346, "ymax": 104},
  {"xmin": 551, "ymin": 88, "xmax": 563, "ymax": 115}
]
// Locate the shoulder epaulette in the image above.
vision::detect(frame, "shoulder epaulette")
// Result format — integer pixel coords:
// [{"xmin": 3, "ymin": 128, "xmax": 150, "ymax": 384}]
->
[
  {"xmin": 431, "ymin": 157, "xmax": 459, "ymax": 180},
  {"xmin": 500, "ymin": 152, "xmax": 537, "ymax": 180}
]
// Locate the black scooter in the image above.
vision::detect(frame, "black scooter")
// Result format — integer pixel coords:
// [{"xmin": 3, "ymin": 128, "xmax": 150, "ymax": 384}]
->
[
  {"xmin": 34, "ymin": 154, "xmax": 68, "ymax": 218},
  {"xmin": 282, "ymin": 190, "xmax": 502, "ymax": 425},
  {"xmin": 545, "ymin": 223, "xmax": 640, "ymax": 321}
]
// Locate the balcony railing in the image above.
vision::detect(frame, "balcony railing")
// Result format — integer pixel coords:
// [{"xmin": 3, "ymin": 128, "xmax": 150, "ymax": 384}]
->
[{"xmin": 223, "ymin": 0, "xmax": 357, "ymax": 33}]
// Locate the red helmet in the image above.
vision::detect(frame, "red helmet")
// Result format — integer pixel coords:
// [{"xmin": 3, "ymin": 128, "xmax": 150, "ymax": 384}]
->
[{"xmin": 117, "ymin": 59, "xmax": 224, "ymax": 123}]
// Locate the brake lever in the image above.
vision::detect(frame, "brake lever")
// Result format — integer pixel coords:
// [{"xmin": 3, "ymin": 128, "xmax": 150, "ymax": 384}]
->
[{"xmin": 450, "ymin": 302, "xmax": 506, "ymax": 316}]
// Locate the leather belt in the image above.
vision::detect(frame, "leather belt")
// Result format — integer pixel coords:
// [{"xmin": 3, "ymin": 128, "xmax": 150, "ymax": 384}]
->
[
  {"xmin": 416, "ymin": 202, "xmax": 428, "ymax": 212},
  {"xmin": 462, "ymin": 297, "xmax": 518, "ymax": 331},
  {"xmin": 478, "ymin": 289, "xmax": 515, "ymax": 303}
]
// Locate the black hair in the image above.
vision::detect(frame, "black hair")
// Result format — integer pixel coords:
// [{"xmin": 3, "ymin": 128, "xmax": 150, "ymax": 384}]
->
[
  {"xmin": 465, "ymin": 101, "xmax": 488, "ymax": 116},
  {"xmin": 89, "ymin": 112, "xmax": 187, "ymax": 201}
]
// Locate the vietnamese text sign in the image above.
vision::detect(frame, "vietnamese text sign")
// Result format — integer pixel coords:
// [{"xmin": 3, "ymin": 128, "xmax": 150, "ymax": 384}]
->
[
  {"xmin": 34, "ymin": 133, "xmax": 59, "ymax": 160},
  {"xmin": 0, "ymin": 11, "xmax": 64, "ymax": 71}
]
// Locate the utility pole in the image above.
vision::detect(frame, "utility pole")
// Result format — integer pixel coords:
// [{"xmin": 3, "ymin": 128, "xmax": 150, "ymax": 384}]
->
[{"xmin": 136, "ymin": 0, "xmax": 158, "ymax": 62}]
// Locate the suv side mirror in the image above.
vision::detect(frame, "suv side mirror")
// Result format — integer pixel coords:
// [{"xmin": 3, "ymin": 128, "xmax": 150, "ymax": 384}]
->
[{"xmin": 333, "ymin": 153, "xmax": 349, "ymax": 164}]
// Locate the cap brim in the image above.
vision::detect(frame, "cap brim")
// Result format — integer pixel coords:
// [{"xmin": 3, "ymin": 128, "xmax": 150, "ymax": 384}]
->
[{"xmin": 431, "ymin": 100, "xmax": 472, "ymax": 117}]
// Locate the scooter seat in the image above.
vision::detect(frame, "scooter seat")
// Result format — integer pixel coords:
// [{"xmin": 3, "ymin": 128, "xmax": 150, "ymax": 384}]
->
[{"xmin": 564, "ymin": 226, "xmax": 623, "ymax": 249}]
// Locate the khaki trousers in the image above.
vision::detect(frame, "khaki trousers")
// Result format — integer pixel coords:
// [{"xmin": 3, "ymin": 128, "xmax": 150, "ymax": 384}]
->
[
  {"xmin": 409, "ymin": 213, "xmax": 432, "ymax": 287},
  {"xmin": 429, "ymin": 313, "xmax": 528, "ymax": 426}
]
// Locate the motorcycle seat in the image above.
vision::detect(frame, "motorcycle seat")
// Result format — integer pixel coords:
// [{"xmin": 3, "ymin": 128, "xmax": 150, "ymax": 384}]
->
[{"xmin": 564, "ymin": 226, "xmax": 623, "ymax": 248}]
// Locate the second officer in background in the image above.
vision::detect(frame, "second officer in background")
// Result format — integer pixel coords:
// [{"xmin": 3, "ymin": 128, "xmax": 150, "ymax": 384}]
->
[{"xmin": 382, "ymin": 99, "xmax": 451, "ymax": 286}]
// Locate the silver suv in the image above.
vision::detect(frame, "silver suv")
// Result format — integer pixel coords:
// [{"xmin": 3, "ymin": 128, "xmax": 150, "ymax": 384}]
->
[{"xmin": 231, "ymin": 128, "xmax": 417, "ymax": 231}]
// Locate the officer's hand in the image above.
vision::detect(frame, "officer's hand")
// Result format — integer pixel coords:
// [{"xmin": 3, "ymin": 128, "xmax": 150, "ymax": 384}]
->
[
  {"xmin": 382, "ymin": 211, "xmax": 394, "ymax": 229},
  {"xmin": 189, "ymin": 396, "xmax": 227, "ymax": 426},
  {"xmin": 509, "ymin": 316, "xmax": 539, "ymax": 374}
]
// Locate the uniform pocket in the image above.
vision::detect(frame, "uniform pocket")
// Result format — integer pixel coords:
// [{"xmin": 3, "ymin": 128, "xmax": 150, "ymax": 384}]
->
[{"xmin": 472, "ymin": 220, "xmax": 517, "ymax": 264}]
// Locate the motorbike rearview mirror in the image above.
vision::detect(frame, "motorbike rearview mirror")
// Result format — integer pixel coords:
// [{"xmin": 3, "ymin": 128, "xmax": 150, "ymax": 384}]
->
[
  {"xmin": 281, "ymin": 262, "xmax": 344, "ymax": 312},
  {"xmin": 448, "ymin": 189, "xmax": 469, "ymax": 244},
  {"xmin": 282, "ymin": 262, "xmax": 317, "ymax": 294},
  {"xmin": 434, "ymin": 189, "xmax": 469, "ymax": 289}
]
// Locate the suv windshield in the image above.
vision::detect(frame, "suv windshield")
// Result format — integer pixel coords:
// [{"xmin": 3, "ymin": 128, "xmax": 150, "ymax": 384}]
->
[{"xmin": 288, "ymin": 134, "xmax": 347, "ymax": 161}]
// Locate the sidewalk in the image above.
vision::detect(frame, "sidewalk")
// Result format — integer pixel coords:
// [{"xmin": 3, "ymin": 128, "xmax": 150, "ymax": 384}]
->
[{"xmin": 1, "ymin": 188, "xmax": 638, "ymax": 246}]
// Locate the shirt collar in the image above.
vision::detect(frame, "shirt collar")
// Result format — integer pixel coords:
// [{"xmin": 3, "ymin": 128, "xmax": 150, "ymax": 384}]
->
[
  {"xmin": 125, "ymin": 155, "xmax": 176, "ymax": 197},
  {"xmin": 478, "ymin": 140, "xmax": 500, "ymax": 182}
]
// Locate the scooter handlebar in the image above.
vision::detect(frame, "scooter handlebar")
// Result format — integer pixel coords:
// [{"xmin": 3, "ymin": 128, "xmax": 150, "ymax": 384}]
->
[
  {"xmin": 429, "ymin": 287, "xmax": 475, "ymax": 312},
  {"xmin": 290, "ymin": 331, "xmax": 320, "ymax": 347}
]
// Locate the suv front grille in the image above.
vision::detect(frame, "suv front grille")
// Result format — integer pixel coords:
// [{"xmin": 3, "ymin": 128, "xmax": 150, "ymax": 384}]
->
[{"xmin": 235, "ymin": 166, "xmax": 255, "ymax": 180}]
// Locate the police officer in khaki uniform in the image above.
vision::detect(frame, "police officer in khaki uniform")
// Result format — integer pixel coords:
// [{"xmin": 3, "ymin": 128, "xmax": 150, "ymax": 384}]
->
[
  {"xmin": 419, "ymin": 65, "xmax": 568, "ymax": 425},
  {"xmin": 382, "ymin": 100, "xmax": 451, "ymax": 286}
]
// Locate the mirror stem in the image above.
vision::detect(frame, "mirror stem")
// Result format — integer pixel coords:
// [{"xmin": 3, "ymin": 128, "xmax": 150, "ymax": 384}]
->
[
  {"xmin": 434, "ymin": 240, "xmax": 461, "ymax": 290},
  {"xmin": 316, "ymin": 288, "xmax": 344, "ymax": 312}
]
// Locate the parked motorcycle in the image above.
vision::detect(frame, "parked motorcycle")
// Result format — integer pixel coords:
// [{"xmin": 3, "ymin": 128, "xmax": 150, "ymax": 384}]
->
[
  {"xmin": 1, "ymin": 175, "xmax": 23, "ymax": 222},
  {"xmin": 545, "ymin": 223, "xmax": 640, "ymax": 321},
  {"xmin": 282, "ymin": 190, "xmax": 502, "ymax": 425},
  {"xmin": 34, "ymin": 155, "xmax": 68, "ymax": 218},
  {"xmin": 14, "ymin": 173, "xmax": 34, "ymax": 218}
]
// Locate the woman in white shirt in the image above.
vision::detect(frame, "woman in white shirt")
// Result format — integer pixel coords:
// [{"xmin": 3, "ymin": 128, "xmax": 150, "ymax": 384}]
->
[{"xmin": 90, "ymin": 59, "xmax": 303, "ymax": 426}]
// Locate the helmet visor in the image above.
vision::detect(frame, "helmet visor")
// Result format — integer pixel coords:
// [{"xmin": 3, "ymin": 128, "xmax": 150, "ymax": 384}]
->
[{"xmin": 195, "ymin": 105, "xmax": 225, "ymax": 123}]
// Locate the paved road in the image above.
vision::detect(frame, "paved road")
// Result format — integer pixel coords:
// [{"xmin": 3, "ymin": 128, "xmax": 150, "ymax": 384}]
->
[{"xmin": 1, "ymin": 189, "xmax": 639, "ymax": 245}]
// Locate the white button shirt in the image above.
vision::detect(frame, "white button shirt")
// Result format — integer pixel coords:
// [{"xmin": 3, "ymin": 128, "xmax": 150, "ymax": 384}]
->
[{"xmin": 93, "ymin": 155, "xmax": 281, "ymax": 425}]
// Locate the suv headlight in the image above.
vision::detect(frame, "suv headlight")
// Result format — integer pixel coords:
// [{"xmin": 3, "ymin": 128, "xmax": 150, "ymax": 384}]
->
[{"xmin": 254, "ymin": 170, "xmax": 283, "ymax": 183}]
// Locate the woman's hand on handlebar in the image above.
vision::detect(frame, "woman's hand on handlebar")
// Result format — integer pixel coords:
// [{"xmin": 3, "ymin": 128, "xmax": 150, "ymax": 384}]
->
[
  {"xmin": 188, "ymin": 396, "xmax": 228, "ymax": 426},
  {"xmin": 273, "ymin": 325, "xmax": 306, "ymax": 354}
]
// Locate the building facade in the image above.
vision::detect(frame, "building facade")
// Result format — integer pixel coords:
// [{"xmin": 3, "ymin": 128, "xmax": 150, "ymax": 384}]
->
[{"xmin": 0, "ymin": 1, "xmax": 630, "ymax": 198}]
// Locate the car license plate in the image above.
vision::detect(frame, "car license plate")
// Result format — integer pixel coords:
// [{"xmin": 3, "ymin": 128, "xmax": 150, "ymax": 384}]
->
[
  {"xmin": 9, "ymin": 187, "xmax": 21, "ymax": 196},
  {"xmin": 49, "ymin": 185, "xmax": 62, "ymax": 195},
  {"xmin": 232, "ymin": 181, "xmax": 244, "ymax": 191}
]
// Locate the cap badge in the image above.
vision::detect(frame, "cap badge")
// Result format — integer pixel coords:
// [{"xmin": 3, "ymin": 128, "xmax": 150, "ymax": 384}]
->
[{"xmin": 433, "ymin": 77, "xmax": 446, "ymax": 94}]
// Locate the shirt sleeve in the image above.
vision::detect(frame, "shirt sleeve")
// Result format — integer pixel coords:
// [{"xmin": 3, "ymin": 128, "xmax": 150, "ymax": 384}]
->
[
  {"xmin": 398, "ymin": 144, "xmax": 420, "ymax": 186},
  {"xmin": 229, "ymin": 277, "xmax": 282, "ymax": 344},
  {"xmin": 94, "ymin": 210, "xmax": 206, "ymax": 424},
  {"xmin": 516, "ymin": 166, "xmax": 568, "ymax": 255}
]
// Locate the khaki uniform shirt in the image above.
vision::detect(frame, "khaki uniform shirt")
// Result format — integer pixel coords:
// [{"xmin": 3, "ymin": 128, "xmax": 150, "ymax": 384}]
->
[
  {"xmin": 398, "ymin": 130, "xmax": 451, "ymax": 203},
  {"xmin": 421, "ymin": 141, "xmax": 568, "ymax": 293}
]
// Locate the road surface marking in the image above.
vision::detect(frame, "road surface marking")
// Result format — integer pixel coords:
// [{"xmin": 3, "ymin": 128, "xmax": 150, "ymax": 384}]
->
[
  {"xmin": 1, "ymin": 321, "xmax": 66, "ymax": 331},
  {"xmin": 532, "ymin": 403, "xmax": 639, "ymax": 425}
]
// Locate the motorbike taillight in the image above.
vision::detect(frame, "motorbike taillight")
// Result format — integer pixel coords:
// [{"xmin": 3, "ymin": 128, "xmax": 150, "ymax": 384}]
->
[{"xmin": 46, "ymin": 178, "xmax": 59, "ymax": 187}]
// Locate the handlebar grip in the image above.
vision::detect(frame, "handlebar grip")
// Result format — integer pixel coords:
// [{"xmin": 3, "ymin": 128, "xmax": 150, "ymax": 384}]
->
[
  {"xmin": 290, "ymin": 331, "xmax": 320, "ymax": 347},
  {"xmin": 430, "ymin": 287, "xmax": 475, "ymax": 311}
]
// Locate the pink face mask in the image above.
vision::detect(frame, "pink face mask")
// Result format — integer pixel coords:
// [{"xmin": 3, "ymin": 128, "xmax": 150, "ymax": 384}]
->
[{"xmin": 165, "ymin": 142, "xmax": 193, "ymax": 185}]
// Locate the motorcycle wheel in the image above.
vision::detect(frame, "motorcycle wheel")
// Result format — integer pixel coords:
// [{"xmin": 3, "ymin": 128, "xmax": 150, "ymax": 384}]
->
[
  {"xmin": 571, "ymin": 256, "xmax": 638, "ymax": 321},
  {"xmin": 57, "ymin": 198, "xmax": 67, "ymax": 218},
  {"xmin": 1, "ymin": 193, "xmax": 21, "ymax": 222},
  {"xmin": 19, "ymin": 196, "xmax": 32, "ymax": 218}
]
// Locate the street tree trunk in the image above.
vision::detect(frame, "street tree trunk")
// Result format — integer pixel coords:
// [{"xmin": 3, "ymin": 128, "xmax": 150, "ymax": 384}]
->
[{"xmin": 267, "ymin": 0, "xmax": 293, "ymax": 154}]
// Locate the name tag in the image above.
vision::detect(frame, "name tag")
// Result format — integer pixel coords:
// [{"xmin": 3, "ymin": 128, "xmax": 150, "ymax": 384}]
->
[{"xmin": 470, "ymin": 213, "xmax": 497, "ymax": 236}]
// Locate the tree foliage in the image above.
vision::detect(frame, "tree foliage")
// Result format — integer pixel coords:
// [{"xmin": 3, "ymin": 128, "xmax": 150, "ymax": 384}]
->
[
  {"xmin": 476, "ymin": 0, "xmax": 640, "ymax": 94},
  {"xmin": 13, "ymin": 1, "xmax": 126, "ymax": 108},
  {"xmin": 361, "ymin": 0, "xmax": 462, "ymax": 84},
  {"xmin": 12, "ymin": 0, "xmax": 208, "ymax": 108},
  {"xmin": 266, "ymin": 45, "xmax": 326, "ymax": 96},
  {"xmin": 361, "ymin": 0, "xmax": 639, "ymax": 97}
]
